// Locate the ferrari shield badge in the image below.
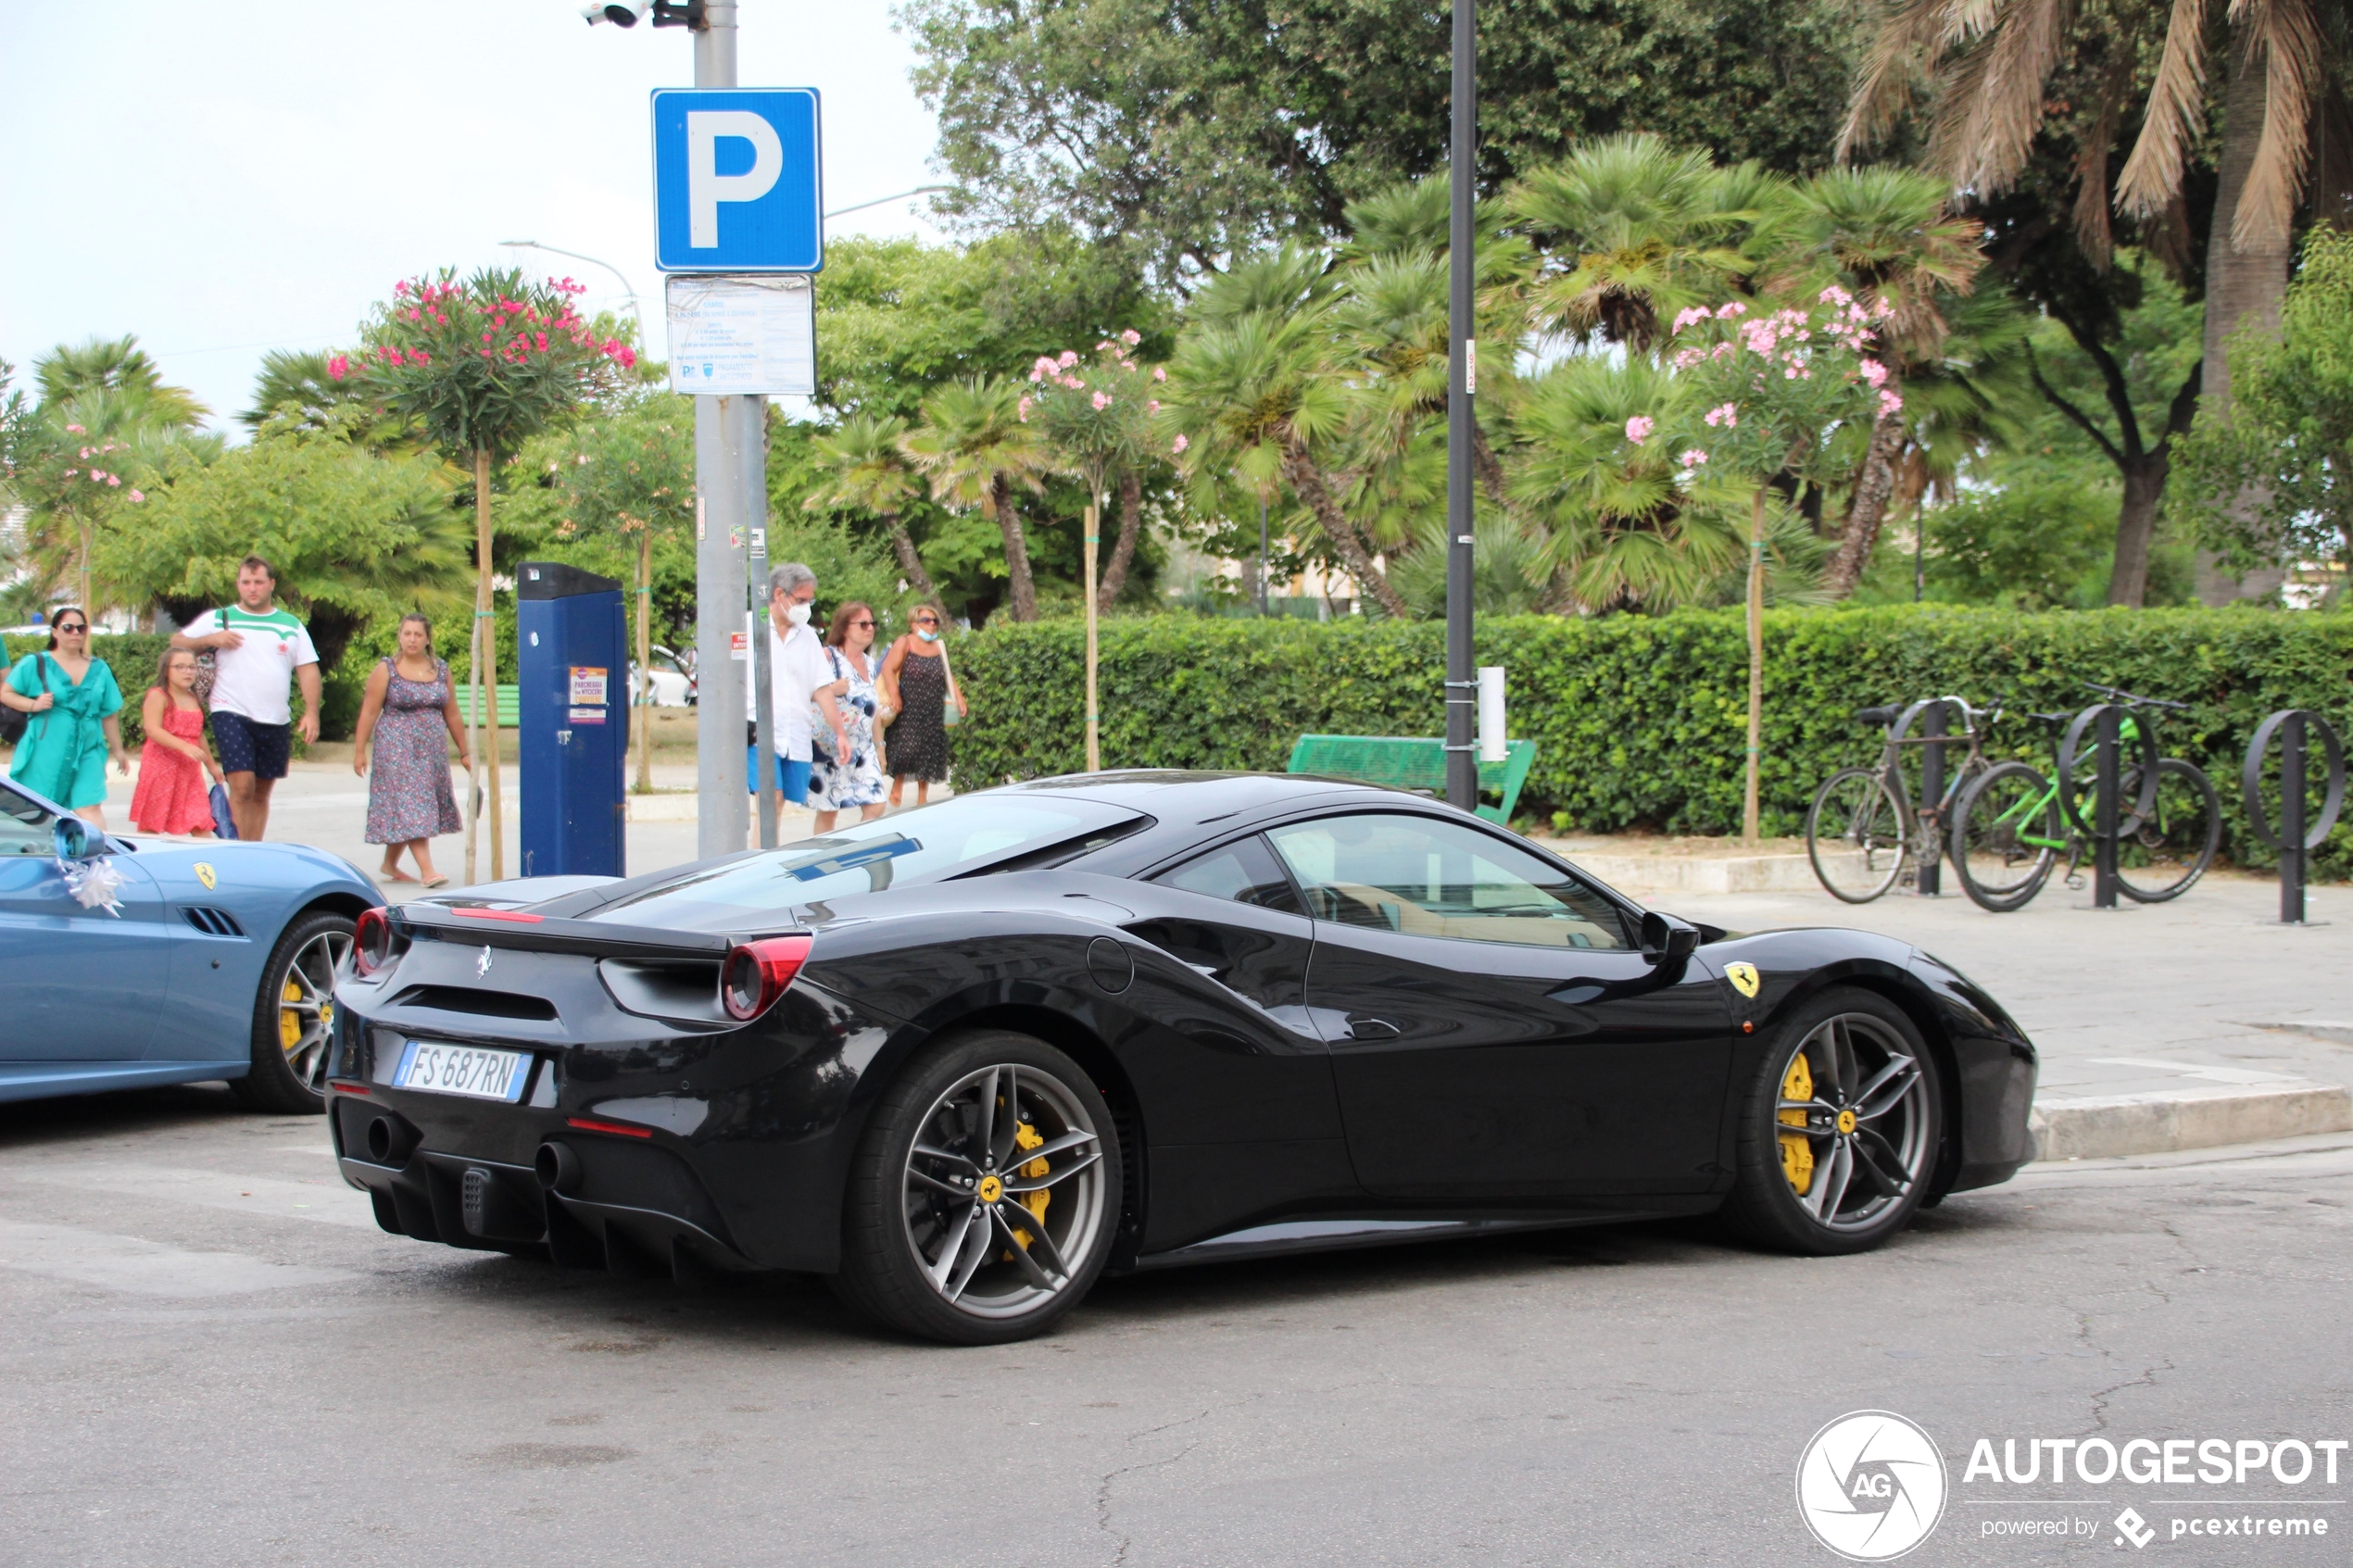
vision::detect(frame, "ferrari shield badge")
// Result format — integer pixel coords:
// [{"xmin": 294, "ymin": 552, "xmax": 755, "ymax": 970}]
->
[
  {"xmin": 1726, "ymin": 961, "xmax": 1761, "ymax": 998},
  {"xmin": 194, "ymin": 862, "xmax": 216, "ymax": 891}
]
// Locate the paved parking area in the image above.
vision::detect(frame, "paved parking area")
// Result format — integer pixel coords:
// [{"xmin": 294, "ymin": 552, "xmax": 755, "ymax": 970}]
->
[{"xmin": 2, "ymin": 1090, "xmax": 2347, "ymax": 1567}]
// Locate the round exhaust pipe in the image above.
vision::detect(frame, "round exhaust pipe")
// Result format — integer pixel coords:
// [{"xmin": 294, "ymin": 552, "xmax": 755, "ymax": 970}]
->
[
  {"xmin": 365, "ymin": 1116, "xmax": 407, "ymax": 1164},
  {"xmin": 535, "ymin": 1140, "xmax": 583, "ymax": 1196}
]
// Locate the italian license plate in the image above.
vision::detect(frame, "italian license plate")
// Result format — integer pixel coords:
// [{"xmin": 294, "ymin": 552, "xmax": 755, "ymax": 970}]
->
[{"xmin": 394, "ymin": 1040, "xmax": 532, "ymax": 1102}]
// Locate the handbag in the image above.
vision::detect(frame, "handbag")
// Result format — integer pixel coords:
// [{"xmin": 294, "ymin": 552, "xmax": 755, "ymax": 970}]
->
[
  {"xmin": 209, "ymin": 782, "xmax": 240, "ymax": 840},
  {"xmin": 189, "ymin": 608, "xmax": 223, "ymax": 709},
  {"xmin": 937, "ymin": 637, "xmax": 963, "ymax": 729},
  {"xmin": 0, "ymin": 653, "xmax": 56, "ymax": 746}
]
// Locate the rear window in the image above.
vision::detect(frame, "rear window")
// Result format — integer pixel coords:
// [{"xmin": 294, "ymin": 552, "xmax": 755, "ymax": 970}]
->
[{"xmin": 578, "ymin": 795, "xmax": 1146, "ymax": 929}]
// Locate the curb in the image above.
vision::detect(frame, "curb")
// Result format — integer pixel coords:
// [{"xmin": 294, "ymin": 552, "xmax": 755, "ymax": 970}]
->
[{"xmin": 2031, "ymin": 1081, "xmax": 2353, "ymax": 1161}]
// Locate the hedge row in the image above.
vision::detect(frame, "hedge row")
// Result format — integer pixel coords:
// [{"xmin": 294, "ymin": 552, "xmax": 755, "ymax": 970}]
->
[{"xmin": 949, "ymin": 606, "xmax": 2353, "ymax": 877}]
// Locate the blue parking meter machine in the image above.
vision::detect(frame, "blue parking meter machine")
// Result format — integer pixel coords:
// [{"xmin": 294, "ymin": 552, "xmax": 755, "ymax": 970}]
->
[{"xmin": 516, "ymin": 561, "xmax": 628, "ymax": 879}]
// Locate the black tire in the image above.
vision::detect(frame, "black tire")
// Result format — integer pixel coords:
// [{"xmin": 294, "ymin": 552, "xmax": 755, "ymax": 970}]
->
[
  {"xmin": 1950, "ymin": 760, "xmax": 2060, "ymax": 912},
  {"xmin": 1806, "ymin": 767, "xmax": 1909, "ymax": 904},
  {"xmin": 2115, "ymin": 759, "xmax": 2221, "ymax": 903},
  {"xmin": 231, "ymin": 909, "xmax": 352, "ymax": 1114},
  {"xmin": 1722, "ymin": 987, "xmax": 1943, "ymax": 1257},
  {"xmin": 832, "ymin": 1030, "xmax": 1122, "ymax": 1345}
]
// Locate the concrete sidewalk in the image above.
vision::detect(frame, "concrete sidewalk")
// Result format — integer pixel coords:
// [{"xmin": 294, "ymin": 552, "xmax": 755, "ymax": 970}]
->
[{"xmin": 1567, "ymin": 844, "xmax": 2353, "ymax": 1162}]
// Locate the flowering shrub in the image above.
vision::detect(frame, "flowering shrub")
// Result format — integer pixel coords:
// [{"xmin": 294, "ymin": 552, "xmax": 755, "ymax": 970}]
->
[
  {"xmin": 1646, "ymin": 288, "xmax": 1892, "ymax": 484},
  {"xmin": 1021, "ymin": 332, "xmax": 1164, "ymax": 490},
  {"xmin": 334, "ymin": 267, "xmax": 635, "ymax": 458}
]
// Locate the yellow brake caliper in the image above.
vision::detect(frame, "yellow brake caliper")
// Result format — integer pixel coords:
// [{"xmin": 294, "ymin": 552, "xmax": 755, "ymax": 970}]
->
[
  {"xmin": 280, "ymin": 981, "xmax": 305, "ymax": 1052},
  {"xmin": 1778, "ymin": 1053, "xmax": 1815, "ymax": 1196},
  {"xmin": 1008, "ymin": 1122, "xmax": 1051, "ymax": 1248}
]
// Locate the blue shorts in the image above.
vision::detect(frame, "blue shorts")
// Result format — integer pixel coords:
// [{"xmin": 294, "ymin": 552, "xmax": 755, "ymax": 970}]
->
[
  {"xmin": 211, "ymin": 711, "xmax": 291, "ymax": 780},
  {"xmin": 748, "ymin": 746, "xmax": 812, "ymax": 805}
]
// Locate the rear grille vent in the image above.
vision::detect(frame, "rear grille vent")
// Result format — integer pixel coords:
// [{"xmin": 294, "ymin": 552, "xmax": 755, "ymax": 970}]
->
[
  {"xmin": 389, "ymin": 985, "xmax": 560, "ymax": 1022},
  {"xmin": 182, "ymin": 907, "xmax": 246, "ymax": 937}
]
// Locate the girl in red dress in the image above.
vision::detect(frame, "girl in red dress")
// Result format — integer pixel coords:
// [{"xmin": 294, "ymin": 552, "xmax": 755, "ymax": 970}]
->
[{"xmin": 129, "ymin": 648, "xmax": 224, "ymax": 835}]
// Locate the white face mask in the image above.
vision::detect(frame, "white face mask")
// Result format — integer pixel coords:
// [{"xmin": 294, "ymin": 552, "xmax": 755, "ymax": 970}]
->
[
  {"xmin": 785, "ymin": 601, "xmax": 812, "ymax": 627},
  {"xmin": 916, "ymin": 628, "xmax": 940, "ymax": 642}
]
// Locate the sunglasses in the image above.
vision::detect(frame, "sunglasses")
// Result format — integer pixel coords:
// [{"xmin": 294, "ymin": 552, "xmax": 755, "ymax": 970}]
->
[
  {"xmin": 913, "ymin": 616, "xmax": 939, "ymax": 626},
  {"xmin": 54, "ymin": 623, "xmax": 88, "ymax": 634},
  {"xmin": 849, "ymin": 619, "xmax": 876, "ymax": 628}
]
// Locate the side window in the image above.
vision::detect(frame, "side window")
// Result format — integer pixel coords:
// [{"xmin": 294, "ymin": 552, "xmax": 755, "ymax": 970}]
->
[
  {"xmin": 1265, "ymin": 812, "xmax": 1629, "ymax": 949},
  {"xmin": 0, "ymin": 783, "xmax": 54, "ymax": 857},
  {"xmin": 1151, "ymin": 834, "xmax": 1302, "ymax": 915}
]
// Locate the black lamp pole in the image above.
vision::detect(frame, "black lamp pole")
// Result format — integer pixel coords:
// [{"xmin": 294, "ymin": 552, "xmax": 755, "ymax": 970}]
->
[{"xmin": 1443, "ymin": 0, "xmax": 1478, "ymax": 809}]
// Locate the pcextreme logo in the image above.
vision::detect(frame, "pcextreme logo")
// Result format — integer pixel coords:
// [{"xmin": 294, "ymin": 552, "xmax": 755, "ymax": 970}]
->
[{"xmin": 1798, "ymin": 1411, "xmax": 1949, "ymax": 1562}]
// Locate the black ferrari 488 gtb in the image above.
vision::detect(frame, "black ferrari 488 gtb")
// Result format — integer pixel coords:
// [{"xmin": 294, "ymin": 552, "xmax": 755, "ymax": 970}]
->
[{"xmin": 330, "ymin": 772, "xmax": 2036, "ymax": 1343}]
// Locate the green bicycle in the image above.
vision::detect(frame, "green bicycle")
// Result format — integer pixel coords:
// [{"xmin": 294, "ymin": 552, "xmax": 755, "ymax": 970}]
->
[{"xmin": 1949, "ymin": 683, "xmax": 2222, "ymax": 911}]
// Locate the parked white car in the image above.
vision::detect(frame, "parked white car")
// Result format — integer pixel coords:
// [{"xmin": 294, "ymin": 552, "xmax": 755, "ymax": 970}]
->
[{"xmin": 631, "ymin": 645, "xmax": 695, "ymax": 707}]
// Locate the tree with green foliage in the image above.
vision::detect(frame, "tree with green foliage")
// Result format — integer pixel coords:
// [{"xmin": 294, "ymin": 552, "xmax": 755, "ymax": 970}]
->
[
  {"xmin": 900, "ymin": 379, "xmax": 1055, "ymax": 621},
  {"xmin": 92, "ymin": 414, "xmax": 470, "ymax": 682},
  {"xmin": 2172, "ymin": 227, "xmax": 2353, "ymax": 593},
  {"xmin": 805, "ymin": 414, "xmax": 943, "ymax": 608},
  {"xmin": 338, "ymin": 266, "xmax": 635, "ymax": 880},
  {"xmin": 1023, "ymin": 335, "xmax": 1164, "ymax": 612},
  {"xmin": 34, "ymin": 335, "xmax": 208, "ymax": 429}
]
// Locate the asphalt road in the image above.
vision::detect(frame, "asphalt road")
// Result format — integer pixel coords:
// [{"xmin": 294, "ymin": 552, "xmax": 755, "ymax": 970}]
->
[{"xmin": 3, "ymin": 1085, "xmax": 2347, "ymax": 1567}]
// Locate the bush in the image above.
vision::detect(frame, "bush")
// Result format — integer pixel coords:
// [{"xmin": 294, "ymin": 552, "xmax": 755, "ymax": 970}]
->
[{"xmin": 950, "ymin": 605, "xmax": 2353, "ymax": 876}]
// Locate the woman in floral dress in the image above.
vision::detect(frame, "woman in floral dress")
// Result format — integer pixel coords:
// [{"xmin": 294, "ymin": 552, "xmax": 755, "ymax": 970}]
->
[
  {"xmin": 808, "ymin": 602, "xmax": 889, "ymax": 834},
  {"xmin": 352, "ymin": 614, "xmax": 470, "ymax": 886}
]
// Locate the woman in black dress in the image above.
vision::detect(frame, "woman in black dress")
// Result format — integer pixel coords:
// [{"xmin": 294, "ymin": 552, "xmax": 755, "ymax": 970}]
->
[{"xmin": 877, "ymin": 606, "xmax": 963, "ymax": 808}]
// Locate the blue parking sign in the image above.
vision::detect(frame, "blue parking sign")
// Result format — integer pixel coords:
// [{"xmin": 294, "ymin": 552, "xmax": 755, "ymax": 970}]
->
[{"xmin": 650, "ymin": 89, "xmax": 823, "ymax": 273}]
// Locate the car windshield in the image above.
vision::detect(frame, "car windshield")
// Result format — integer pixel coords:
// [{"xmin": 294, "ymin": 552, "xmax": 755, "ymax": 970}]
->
[{"xmin": 578, "ymin": 795, "xmax": 1146, "ymax": 929}]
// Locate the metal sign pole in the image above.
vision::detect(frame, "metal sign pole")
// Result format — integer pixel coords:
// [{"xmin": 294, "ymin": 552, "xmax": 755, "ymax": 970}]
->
[
  {"xmin": 1441, "ymin": 0, "xmax": 1479, "ymax": 811},
  {"xmin": 2093, "ymin": 706, "xmax": 2120, "ymax": 909},
  {"xmin": 747, "ymin": 395, "xmax": 777, "ymax": 847},
  {"xmin": 2281, "ymin": 712, "xmax": 2308, "ymax": 924},
  {"xmin": 1917, "ymin": 699, "xmax": 1946, "ymax": 897},
  {"xmin": 689, "ymin": 2, "xmax": 749, "ymax": 860}
]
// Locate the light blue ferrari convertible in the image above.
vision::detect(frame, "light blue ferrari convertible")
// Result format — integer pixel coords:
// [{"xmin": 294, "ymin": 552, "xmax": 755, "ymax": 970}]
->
[{"xmin": 0, "ymin": 775, "xmax": 380, "ymax": 1111}]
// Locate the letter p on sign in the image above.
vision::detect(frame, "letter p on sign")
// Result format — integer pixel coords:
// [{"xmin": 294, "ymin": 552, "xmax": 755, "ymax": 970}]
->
[{"xmin": 652, "ymin": 89, "xmax": 824, "ymax": 273}]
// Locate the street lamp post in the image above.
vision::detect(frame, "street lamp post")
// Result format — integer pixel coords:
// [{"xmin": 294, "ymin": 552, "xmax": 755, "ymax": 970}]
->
[
  {"xmin": 1443, "ymin": 0, "xmax": 1478, "ymax": 812},
  {"xmin": 497, "ymin": 240, "xmax": 645, "ymax": 348}
]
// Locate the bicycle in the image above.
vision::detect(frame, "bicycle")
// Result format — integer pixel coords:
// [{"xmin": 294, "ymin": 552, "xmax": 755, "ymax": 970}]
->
[
  {"xmin": 1806, "ymin": 696, "xmax": 2000, "ymax": 903},
  {"xmin": 1948, "ymin": 682, "xmax": 2221, "ymax": 911}
]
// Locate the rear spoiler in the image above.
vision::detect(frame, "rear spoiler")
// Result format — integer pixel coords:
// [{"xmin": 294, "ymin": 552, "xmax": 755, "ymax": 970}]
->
[{"xmin": 392, "ymin": 903, "xmax": 745, "ymax": 960}]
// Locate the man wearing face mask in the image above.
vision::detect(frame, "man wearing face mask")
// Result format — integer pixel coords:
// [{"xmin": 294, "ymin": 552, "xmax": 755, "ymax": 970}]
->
[{"xmin": 747, "ymin": 562, "xmax": 848, "ymax": 815}]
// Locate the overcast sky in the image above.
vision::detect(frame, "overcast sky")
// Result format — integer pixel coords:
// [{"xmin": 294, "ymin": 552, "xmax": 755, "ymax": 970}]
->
[{"xmin": 0, "ymin": 1, "xmax": 944, "ymax": 436}]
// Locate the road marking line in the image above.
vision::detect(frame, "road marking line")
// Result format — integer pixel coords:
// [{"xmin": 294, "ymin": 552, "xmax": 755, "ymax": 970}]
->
[
  {"xmin": 0, "ymin": 1218, "xmax": 350, "ymax": 1298},
  {"xmin": 5, "ymin": 1161, "xmax": 379, "ymax": 1230}
]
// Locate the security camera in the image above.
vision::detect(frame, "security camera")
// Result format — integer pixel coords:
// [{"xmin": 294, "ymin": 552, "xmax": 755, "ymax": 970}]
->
[{"xmin": 582, "ymin": 1, "xmax": 648, "ymax": 24}]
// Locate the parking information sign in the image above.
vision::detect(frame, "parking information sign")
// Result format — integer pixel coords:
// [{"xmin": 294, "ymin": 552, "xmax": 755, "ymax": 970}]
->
[
  {"xmin": 664, "ymin": 274, "xmax": 816, "ymax": 395},
  {"xmin": 650, "ymin": 88, "xmax": 823, "ymax": 273}
]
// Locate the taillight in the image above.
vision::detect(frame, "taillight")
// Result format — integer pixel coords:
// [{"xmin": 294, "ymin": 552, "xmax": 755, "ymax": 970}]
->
[
  {"xmin": 354, "ymin": 907, "xmax": 403, "ymax": 977},
  {"xmin": 720, "ymin": 935, "xmax": 812, "ymax": 1022}
]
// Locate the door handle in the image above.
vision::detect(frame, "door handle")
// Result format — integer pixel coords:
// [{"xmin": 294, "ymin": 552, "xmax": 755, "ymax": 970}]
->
[{"xmin": 1345, "ymin": 1016, "xmax": 1402, "ymax": 1041}]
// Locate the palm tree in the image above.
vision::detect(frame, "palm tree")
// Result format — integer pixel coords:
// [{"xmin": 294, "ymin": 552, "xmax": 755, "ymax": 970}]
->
[
  {"xmin": 1508, "ymin": 134, "xmax": 1772, "ymax": 353},
  {"xmin": 1160, "ymin": 308, "xmax": 1411, "ymax": 619},
  {"xmin": 1838, "ymin": 0, "xmax": 2347, "ymax": 426},
  {"xmin": 807, "ymin": 414, "xmax": 943, "ymax": 608},
  {"xmin": 900, "ymin": 380, "xmax": 1052, "ymax": 621},
  {"xmin": 1788, "ymin": 166, "xmax": 1987, "ymax": 596},
  {"xmin": 35, "ymin": 335, "xmax": 207, "ymax": 429}
]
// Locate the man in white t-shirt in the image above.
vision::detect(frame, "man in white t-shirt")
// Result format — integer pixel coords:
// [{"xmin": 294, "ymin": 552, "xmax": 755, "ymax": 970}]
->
[
  {"xmin": 747, "ymin": 561, "xmax": 848, "ymax": 810},
  {"xmin": 171, "ymin": 555, "xmax": 321, "ymax": 841}
]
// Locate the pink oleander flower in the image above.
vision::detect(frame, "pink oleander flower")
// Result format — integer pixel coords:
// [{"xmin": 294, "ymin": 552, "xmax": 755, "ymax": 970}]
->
[
  {"xmin": 1152, "ymin": 366, "xmax": 1166, "ymax": 382},
  {"xmin": 481, "ymin": 332, "xmax": 494, "ymax": 345},
  {"xmin": 1716, "ymin": 301, "xmax": 1747, "ymax": 319},
  {"xmin": 127, "ymin": 489, "xmax": 144, "ymax": 503},
  {"xmin": 1879, "ymin": 389, "xmax": 1904, "ymax": 417},
  {"xmin": 79, "ymin": 446, "xmax": 91, "ymax": 458},
  {"xmin": 1147, "ymin": 398, "xmax": 1161, "ymax": 413},
  {"xmin": 535, "ymin": 332, "xmax": 549, "ymax": 351},
  {"xmin": 1703, "ymin": 402, "xmax": 1738, "ymax": 428},
  {"xmin": 1091, "ymin": 390, "xmax": 1110, "ymax": 410},
  {"xmin": 413, "ymin": 350, "xmax": 430, "ymax": 365},
  {"xmin": 1033, "ymin": 355, "xmax": 1058, "ymax": 379},
  {"xmin": 1121, "ymin": 329, "xmax": 1141, "ymax": 346},
  {"xmin": 106, "ymin": 474, "xmax": 120, "ymax": 487},
  {"xmin": 1058, "ymin": 350, "xmax": 1078, "ymax": 368},
  {"xmin": 1624, "ymin": 415, "xmax": 1655, "ymax": 445},
  {"xmin": 395, "ymin": 280, "xmax": 410, "ymax": 296},
  {"xmin": 65, "ymin": 424, "xmax": 84, "ymax": 434},
  {"xmin": 327, "ymin": 355, "xmax": 348, "ymax": 381},
  {"xmin": 60, "ymin": 469, "xmax": 75, "ymax": 479},
  {"xmin": 1017, "ymin": 396, "xmax": 1032, "ymax": 420},
  {"xmin": 1818, "ymin": 284, "xmax": 1852, "ymax": 307},
  {"xmin": 1858, "ymin": 359, "xmax": 1889, "ymax": 387},
  {"xmin": 1172, "ymin": 433, "xmax": 1189, "ymax": 453},
  {"xmin": 1679, "ymin": 448, "xmax": 1708, "ymax": 468},
  {"xmin": 1671, "ymin": 307, "xmax": 1710, "ymax": 333},
  {"xmin": 1120, "ymin": 360, "xmax": 1137, "ymax": 372},
  {"xmin": 1672, "ymin": 347, "xmax": 1704, "ymax": 370}
]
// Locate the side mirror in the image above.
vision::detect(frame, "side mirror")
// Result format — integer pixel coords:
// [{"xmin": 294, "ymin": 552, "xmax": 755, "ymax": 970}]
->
[
  {"xmin": 52, "ymin": 817, "xmax": 99, "ymax": 861},
  {"xmin": 1639, "ymin": 909, "xmax": 1700, "ymax": 964}
]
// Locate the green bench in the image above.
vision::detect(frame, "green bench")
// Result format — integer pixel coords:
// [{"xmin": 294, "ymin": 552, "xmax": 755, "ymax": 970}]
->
[
  {"xmin": 451, "ymin": 684, "xmax": 521, "ymax": 727},
  {"xmin": 1285, "ymin": 734, "xmax": 1538, "ymax": 825}
]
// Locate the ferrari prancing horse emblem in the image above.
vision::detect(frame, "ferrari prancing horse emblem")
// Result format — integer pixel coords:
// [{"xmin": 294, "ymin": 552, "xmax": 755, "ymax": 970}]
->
[
  {"xmin": 1726, "ymin": 962, "xmax": 1761, "ymax": 998},
  {"xmin": 193, "ymin": 862, "xmax": 216, "ymax": 891},
  {"xmin": 477, "ymin": 946, "xmax": 494, "ymax": 978}
]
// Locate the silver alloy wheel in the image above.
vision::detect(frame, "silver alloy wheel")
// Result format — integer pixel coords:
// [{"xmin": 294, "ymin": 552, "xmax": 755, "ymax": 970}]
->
[
  {"xmin": 900, "ymin": 1062, "xmax": 1108, "ymax": 1321},
  {"xmin": 1774, "ymin": 1012, "xmax": 1932, "ymax": 1231},
  {"xmin": 275, "ymin": 929, "xmax": 352, "ymax": 1093}
]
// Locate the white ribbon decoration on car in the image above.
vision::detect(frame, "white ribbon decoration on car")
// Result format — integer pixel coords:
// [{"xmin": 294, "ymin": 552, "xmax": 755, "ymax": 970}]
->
[{"xmin": 59, "ymin": 856, "xmax": 125, "ymax": 916}]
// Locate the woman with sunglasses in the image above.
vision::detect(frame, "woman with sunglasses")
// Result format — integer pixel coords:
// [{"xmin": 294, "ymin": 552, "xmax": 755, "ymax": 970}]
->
[
  {"xmin": 807, "ymin": 601, "xmax": 890, "ymax": 834},
  {"xmin": 877, "ymin": 604, "xmax": 963, "ymax": 809},
  {"xmin": 2, "ymin": 608, "xmax": 129, "ymax": 828}
]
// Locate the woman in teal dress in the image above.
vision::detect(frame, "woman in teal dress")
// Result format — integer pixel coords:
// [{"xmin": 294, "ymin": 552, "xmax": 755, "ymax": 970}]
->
[{"xmin": 2, "ymin": 609, "xmax": 129, "ymax": 828}]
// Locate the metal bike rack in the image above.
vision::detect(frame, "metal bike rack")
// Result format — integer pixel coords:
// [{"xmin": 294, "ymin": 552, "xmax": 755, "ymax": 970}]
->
[
  {"xmin": 1885, "ymin": 697, "xmax": 1962, "ymax": 897},
  {"xmin": 2056, "ymin": 703, "xmax": 2160, "ymax": 909},
  {"xmin": 2242, "ymin": 709, "xmax": 2347, "ymax": 924}
]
